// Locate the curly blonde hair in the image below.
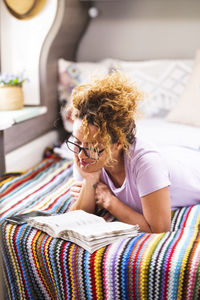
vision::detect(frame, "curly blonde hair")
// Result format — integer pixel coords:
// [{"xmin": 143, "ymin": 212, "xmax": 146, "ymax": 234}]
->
[{"xmin": 71, "ymin": 71, "xmax": 143, "ymax": 161}]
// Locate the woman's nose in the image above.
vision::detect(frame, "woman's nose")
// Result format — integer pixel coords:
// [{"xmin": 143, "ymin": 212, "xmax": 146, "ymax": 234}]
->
[{"xmin": 78, "ymin": 148, "xmax": 88, "ymax": 159}]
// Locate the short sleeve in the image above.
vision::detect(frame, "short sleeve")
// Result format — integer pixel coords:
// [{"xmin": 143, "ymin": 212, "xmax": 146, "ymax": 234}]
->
[{"xmin": 135, "ymin": 152, "xmax": 171, "ymax": 197}]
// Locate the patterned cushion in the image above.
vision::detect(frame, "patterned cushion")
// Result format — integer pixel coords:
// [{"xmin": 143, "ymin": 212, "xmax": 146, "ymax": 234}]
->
[
  {"xmin": 111, "ymin": 59, "xmax": 193, "ymax": 118},
  {"xmin": 57, "ymin": 58, "xmax": 193, "ymax": 132},
  {"xmin": 166, "ymin": 49, "xmax": 200, "ymax": 127}
]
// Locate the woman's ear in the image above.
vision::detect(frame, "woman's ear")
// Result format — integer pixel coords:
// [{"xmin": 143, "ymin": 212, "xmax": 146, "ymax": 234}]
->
[
  {"xmin": 113, "ymin": 141, "xmax": 123, "ymax": 151},
  {"xmin": 117, "ymin": 141, "xmax": 123, "ymax": 149}
]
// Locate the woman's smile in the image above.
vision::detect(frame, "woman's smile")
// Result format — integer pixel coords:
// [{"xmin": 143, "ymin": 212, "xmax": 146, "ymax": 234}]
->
[
  {"xmin": 79, "ymin": 159, "xmax": 90, "ymax": 168},
  {"xmin": 79, "ymin": 158, "xmax": 97, "ymax": 168}
]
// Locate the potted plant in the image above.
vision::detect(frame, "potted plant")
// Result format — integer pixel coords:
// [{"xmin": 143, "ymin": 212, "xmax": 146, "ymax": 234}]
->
[{"xmin": 0, "ymin": 73, "xmax": 27, "ymax": 110}]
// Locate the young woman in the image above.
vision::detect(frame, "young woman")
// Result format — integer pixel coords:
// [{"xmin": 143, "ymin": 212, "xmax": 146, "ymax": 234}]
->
[{"xmin": 66, "ymin": 71, "xmax": 200, "ymax": 233}]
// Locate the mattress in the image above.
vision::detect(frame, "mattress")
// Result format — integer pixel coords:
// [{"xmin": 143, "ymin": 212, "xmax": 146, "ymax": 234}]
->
[
  {"xmin": 0, "ymin": 155, "xmax": 200, "ymax": 299},
  {"xmin": 136, "ymin": 118, "xmax": 200, "ymax": 149}
]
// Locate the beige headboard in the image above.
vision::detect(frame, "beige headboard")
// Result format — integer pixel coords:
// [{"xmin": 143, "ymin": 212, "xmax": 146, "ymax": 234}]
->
[{"xmin": 77, "ymin": 0, "xmax": 200, "ymax": 62}]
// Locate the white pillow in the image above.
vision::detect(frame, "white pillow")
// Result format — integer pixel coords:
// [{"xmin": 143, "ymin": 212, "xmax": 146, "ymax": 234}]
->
[
  {"xmin": 111, "ymin": 59, "xmax": 193, "ymax": 118},
  {"xmin": 58, "ymin": 59, "xmax": 111, "ymax": 132},
  {"xmin": 57, "ymin": 58, "xmax": 194, "ymax": 132},
  {"xmin": 166, "ymin": 49, "xmax": 200, "ymax": 127}
]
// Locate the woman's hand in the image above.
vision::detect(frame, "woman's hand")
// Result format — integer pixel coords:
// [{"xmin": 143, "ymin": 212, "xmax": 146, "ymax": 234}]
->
[
  {"xmin": 74, "ymin": 157, "xmax": 101, "ymax": 184},
  {"xmin": 95, "ymin": 183, "xmax": 171, "ymax": 233},
  {"xmin": 95, "ymin": 182, "xmax": 114, "ymax": 210},
  {"xmin": 70, "ymin": 160, "xmax": 102, "ymax": 212},
  {"xmin": 70, "ymin": 181, "xmax": 83, "ymax": 201}
]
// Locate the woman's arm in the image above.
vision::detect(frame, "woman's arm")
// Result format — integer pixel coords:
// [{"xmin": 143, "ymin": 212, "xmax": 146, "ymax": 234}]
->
[
  {"xmin": 141, "ymin": 186, "xmax": 171, "ymax": 233},
  {"xmin": 70, "ymin": 163, "xmax": 101, "ymax": 213},
  {"xmin": 95, "ymin": 183, "xmax": 171, "ymax": 233},
  {"xmin": 70, "ymin": 178, "xmax": 97, "ymax": 213}
]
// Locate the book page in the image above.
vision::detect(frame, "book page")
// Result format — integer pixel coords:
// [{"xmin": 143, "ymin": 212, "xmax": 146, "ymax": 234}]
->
[
  {"xmin": 28, "ymin": 210, "xmax": 139, "ymax": 253},
  {"xmin": 28, "ymin": 210, "xmax": 106, "ymax": 237},
  {"xmin": 59, "ymin": 221, "xmax": 138, "ymax": 241}
]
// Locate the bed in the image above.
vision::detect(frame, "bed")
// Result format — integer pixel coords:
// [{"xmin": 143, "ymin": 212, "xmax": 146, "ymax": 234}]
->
[
  {"xmin": 1, "ymin": 0, "xmax": 200, "ymax": 299},
  {"xmin": 1, "ymin": 155, "xmax": 200, "ymax": 299}
]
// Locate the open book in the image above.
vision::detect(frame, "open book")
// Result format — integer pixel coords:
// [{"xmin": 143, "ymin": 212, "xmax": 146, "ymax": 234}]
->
[{"xmin": 28, "ymin": 210, "xmax": 139, "ymax": 253}]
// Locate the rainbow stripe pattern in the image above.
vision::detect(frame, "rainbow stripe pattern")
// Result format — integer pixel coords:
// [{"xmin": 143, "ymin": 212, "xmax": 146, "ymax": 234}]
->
[{"xmin": 0, "ymin": 156, "xmax": 200, "ymax": 299}]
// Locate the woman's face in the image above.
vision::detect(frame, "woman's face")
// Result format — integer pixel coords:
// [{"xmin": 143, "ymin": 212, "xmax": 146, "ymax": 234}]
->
[{"xmin": 72, "ymin": 119, "xmax": 108, "ymax": 173}]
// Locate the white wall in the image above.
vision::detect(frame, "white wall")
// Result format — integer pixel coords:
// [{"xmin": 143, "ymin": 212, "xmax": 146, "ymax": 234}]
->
[
  {"xmin": 77, "ymin": 0, "xmax": 200, "ymax": 62},
  {"xmin": 0, "ymin": 0, "xmax": 57, "ymax": 105},
  {"xmin": 5, "ymin": 130, "xmax": 59, "ymax": 172},
  {"xmin": 1, "ymin": 1, "xmax": 60, "ymax": 171}
]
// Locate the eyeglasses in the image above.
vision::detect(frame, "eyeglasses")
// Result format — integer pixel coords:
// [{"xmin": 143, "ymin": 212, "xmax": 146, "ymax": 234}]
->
[{"xmin": 65, "ymin": 136, "xmax": 104, "ymax": 160}]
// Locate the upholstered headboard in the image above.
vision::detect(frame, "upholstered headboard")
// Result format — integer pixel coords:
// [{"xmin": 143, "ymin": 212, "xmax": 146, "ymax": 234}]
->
[
  {"xmin": 55, "ymin": 0, "xmax": 200, "ymax": 137},
  {"xmin": 77, "ymin": 0, "xmax": 200, "ymax": 62}
]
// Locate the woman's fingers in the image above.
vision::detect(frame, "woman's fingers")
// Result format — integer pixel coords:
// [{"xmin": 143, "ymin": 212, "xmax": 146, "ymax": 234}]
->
[
  {"xmin": 71, "ymin": 185, "xmax": 82, "ymax": 193},
  {"xmin": 71, "ymin": 181, "xmax": 83, "ymax": 188},
  {"xmin": 70, "ymin": 190, "xmax": 79, "ymax": 196},
  {"xmin": 71, "ymin": 181, "xmax": 83, "ymax": 192},
  {"xmin": 70, "ymin": 181, "xmax": 83, "ymax": 200},
  {"xmin": 70, "ymin": 191, "xmax": 80, "ymax": 201}
]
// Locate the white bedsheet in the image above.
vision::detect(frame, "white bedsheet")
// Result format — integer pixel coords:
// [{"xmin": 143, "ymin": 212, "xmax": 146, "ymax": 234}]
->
[
  {"xmin": 54, "ymin": 118, "xmax": 200, "ymax": 159},
  {"xmin": 136, "ymin": 118, "xmax": 200, "ymax": 149}
]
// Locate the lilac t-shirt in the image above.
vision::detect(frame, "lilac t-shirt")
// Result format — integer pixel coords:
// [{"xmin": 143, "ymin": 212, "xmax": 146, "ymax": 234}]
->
[{"xmin": 73, "ymin": 137, "xmax": 200, "ymax": 214}]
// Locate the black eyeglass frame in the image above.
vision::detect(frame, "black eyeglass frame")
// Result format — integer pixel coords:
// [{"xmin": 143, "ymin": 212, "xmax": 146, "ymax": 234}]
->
[{"xmin": 65, "ymin": 139, "xmax": 104, "ymax": 160}]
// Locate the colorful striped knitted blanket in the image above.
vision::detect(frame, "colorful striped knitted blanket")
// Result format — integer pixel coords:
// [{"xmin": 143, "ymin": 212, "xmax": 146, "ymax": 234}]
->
[{"xmin": 0, "ymin": 156, "xmax": 200, "ymax": 299}]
